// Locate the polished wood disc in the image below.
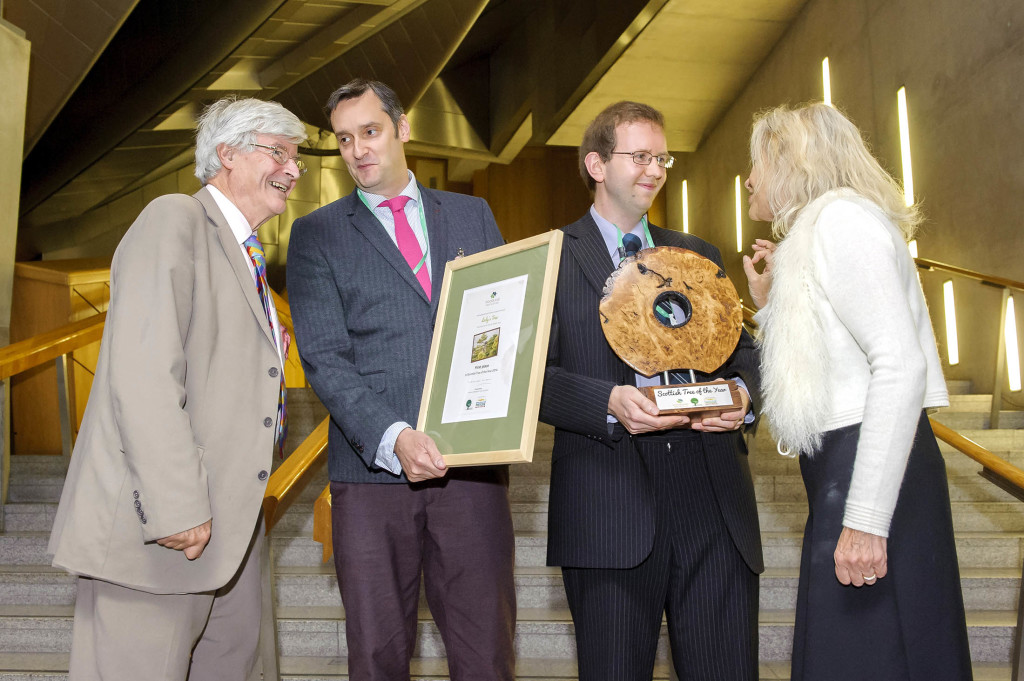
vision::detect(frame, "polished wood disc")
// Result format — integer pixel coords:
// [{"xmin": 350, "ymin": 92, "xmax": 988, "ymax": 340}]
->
[{"xmin": 599, "ymin": 246, "xmax": 743, "ymax": 376}]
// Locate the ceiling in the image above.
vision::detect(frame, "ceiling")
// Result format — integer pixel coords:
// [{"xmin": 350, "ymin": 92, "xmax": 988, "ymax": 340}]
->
[{"xmin": 4, "ymin": 0, "xmax": 806, "ymax": 236}]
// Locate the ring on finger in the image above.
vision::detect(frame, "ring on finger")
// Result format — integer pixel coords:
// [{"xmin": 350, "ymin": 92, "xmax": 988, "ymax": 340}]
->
[{"xmin": 863, "ymin": 574, "xmax": 877, "ymax": 581}]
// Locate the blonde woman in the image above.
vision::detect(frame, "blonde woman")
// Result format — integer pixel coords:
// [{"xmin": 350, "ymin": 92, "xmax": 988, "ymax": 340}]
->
[{"xmin": 741, "ymin": 103, "xmax": 972, "ymax": 680}]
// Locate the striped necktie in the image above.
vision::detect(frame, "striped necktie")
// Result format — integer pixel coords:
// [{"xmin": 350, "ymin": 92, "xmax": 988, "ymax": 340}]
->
[{"xmin": 243, "ymin": 234, "xmax": 287, "ymax": 457}]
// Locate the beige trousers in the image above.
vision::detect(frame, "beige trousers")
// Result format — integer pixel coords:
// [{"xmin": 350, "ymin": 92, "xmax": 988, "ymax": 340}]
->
[{"xmin": 68, "ymin": 517, "xmax": 264, "ymax": 681}]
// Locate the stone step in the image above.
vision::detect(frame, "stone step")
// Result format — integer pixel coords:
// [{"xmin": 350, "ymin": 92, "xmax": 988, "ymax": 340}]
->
[
  {"xmin": 3, "ymin": 504, "xmax": 56, "ymax": 533},
  {"xmin": 948, "ymin": 394, "xmax": 995, "ymax": 412},
  {"xmin": 2, "ymin": 605, "xmax": 1012, "ymax": 663},
  {"xmin": 0, "ymin": 561, "xmax": 1016, "ymax": 614},
  {"xmin": 932, "ymin": 411, "xmax": 1024, "ymax": 430},
  {"xmin": 269, "ymin": 532, "xmax": 550, "ymax": 570},
  {"xmin": 0, "ymin": 652, "xmax": 1011, "ymax": 681},
  {"xmin": 763, "ymin": 531, "xmax": 1024, "ymax": 570},
  {"xmin": 947, "ymin": 379, "xmax": 974, "ymax": 395},
  {"xmin": 505, "ymin": 499, "xmax": 1024, "ymax": 535},
  {"xmin": 2, "ymin": 527, "xmax": 1019, "ymax": 575}
]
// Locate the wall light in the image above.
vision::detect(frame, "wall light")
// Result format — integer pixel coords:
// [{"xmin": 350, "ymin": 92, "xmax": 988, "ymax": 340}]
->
[
  {"xmin": 735, "ymin": 175, "xmax": 743, "ymax": 252},
  {"xmin": 822, "ymin": 57, "xmax": 832, "ymax": 106},
  {"xmin": 681, "ymin": 180, "xmax": 689, "ymax": 233},
  {"xmin": 943, "ymin": 280, "xmax": 959, "ymax": 366},
  {"xmin": 897, "ymin": 87, "xmax": 915, "ymax": 207},
  {"xmin": 1006, "ymin": 296, "xmax": 1021, "ymax": 392},
  {"xmin": 908, "ymin": 239, "xmax": 918, "ymax": 258}
]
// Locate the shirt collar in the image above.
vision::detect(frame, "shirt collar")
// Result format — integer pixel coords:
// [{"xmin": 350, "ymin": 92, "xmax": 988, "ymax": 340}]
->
[
  {"xmin": 359, "ymin": 170, "xmax": 419, "ymax": 209},
  {"xmin": 589, "ymin": 205, "xmax": 648, "ymax": 260},
  {"xmin": 205, "ymin": 185, "xmax": 257, "ymax": 246}
]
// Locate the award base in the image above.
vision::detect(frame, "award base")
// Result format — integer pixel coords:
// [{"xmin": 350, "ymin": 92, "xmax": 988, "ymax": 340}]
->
[{"xmin": 639, "ymin": 379, "xmax": 741, "ymax": 418}]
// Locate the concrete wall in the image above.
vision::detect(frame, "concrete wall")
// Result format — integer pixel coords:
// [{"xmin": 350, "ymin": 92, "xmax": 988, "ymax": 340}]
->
[{"xmin": 661, "ymin": 0, "xmax": 1024, "ymax": 401}]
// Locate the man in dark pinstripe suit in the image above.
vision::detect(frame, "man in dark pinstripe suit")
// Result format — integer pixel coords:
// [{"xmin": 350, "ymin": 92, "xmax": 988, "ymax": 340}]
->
[{"xmin": 539, "ymin": 101, "xmax": 763, "ymax": 681}]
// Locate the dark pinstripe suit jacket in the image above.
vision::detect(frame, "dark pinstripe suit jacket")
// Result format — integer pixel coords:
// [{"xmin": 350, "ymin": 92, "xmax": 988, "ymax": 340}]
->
[
  {"xmin": 539, "ymin": 213, "xmax": 764, "ymax": 573},
  {"xmin": 287, "ymin": 186, "xmax": 504, "ymax": 483}
]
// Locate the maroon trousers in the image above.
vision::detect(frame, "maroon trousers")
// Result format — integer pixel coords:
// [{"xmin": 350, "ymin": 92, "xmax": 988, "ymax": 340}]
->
[{"xmin": 330, "ymin": 467, "xmax": 516, "ymax": 681}]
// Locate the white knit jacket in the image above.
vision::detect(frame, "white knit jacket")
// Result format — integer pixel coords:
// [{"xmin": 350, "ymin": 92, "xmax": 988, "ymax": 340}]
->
[{"xmin": 754, "ymin": 189, "xmax": 948, "ymax": 536}]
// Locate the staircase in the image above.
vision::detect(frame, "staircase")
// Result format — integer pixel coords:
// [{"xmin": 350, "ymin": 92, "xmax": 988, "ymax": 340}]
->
[{"xmin": 0, "ymin": 381, "xmax": 1020, "ymax": 679}]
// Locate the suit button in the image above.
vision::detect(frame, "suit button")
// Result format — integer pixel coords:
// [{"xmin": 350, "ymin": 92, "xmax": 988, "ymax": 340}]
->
[
  {"xmin": 264, "ymin": 417, "xmax": 273, "ymax": 427},
  {"xmin": 133, "ymin": 490, "xmax": 139, "ymax": 499},
  {"xmin": 258, "ymin": 470, "xmax": 269, "ymax": 481},
  {"xmin": 134, "ymin": 500, "xmax": 141, "ymax": 509},
  {"xmin": 269, "ymin": 367, "xmax": 279, "ymax": 378},
  {"xmin": 141, "ymin": 517, "xmax": 147, "ymax": 525}
]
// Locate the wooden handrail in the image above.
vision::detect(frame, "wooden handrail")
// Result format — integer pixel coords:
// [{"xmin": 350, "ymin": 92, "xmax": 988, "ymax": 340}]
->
[
  {"xmin": 0, "ymin": 313, "xmax": 106, "ymax": 381},
  {"xmin": 929, "ymin": 417, "xmax": 1024, "ymax": 490},
  {"xmin": 915, "ymin": 257, "xmax": 1024, "ymax": 292},
  {"xmin": 313, "ymin": 485, "xmax": 333, "ymax": 562},
  {"xmin": 270, "ymin": 289, "xmax": 293, "ymax": 330},
  {"xmin": 262, "ymin": 416, "xmax": 329, "ymax": 534}
]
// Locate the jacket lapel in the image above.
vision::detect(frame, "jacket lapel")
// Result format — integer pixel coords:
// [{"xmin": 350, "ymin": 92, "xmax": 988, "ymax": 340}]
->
[
  {"xmin": 345, "ymin": 189, "xmax": 432, "ymax": 305},
  {"xmin": 565, "ymin": 214, "xmax": 615, "ymax": 295},
  {"xmin": 195, "ymin": 188, "xmax": 276, "ymax": 349},
  {"xmin": 420, "ymin": 185, "xmax": 450, "ymax": 315}
]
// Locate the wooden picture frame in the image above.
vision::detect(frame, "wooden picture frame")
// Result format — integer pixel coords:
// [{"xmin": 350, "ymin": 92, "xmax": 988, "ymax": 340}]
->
[{"xmin": 416, "ymin": 230, "xmax": 563, "ymax": 466}]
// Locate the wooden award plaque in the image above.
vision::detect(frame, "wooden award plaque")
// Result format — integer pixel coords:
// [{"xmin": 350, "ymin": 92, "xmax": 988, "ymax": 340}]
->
[{"xmin": 600, "ymin": 246, "xmax": 745, "ymax": 416}]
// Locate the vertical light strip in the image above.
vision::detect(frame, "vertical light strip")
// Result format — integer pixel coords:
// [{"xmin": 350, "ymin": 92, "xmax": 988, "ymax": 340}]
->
[
  {"xmin": 943, "ymin": 280, "xmax": 959, "ymax": 365},
  {"xmin": 681, "ymin": 180, "xmax": 689, "ymax": 233},
  {"xmin": 822, "ymin": 57, "xmax": 832, "ymax": 106},
  {"xmin": 1006, "ymin": 296, "xmax": 1022, "ymax": 391},
  {"xmin": 897, "ymin": 86, "xmax": 915, "ymax": 206},
  {"xmin": 734, "ymin": 175, "xmax": 743, "ymax": 252},
  {"xmin": 908, "ymin": 239, "xmax": 918, "ymax": 258}
]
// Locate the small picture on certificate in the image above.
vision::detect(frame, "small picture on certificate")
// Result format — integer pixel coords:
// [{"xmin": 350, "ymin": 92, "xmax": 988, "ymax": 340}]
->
[{"xmin": 471, "ymin": 328, "xmax": 500, "ymax": 363}]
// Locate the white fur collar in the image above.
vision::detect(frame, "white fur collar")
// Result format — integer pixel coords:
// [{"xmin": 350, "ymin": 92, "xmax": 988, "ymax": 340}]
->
[{"xmin": 754, "ymin": 188, "xmax": 871, "ymax": 456}]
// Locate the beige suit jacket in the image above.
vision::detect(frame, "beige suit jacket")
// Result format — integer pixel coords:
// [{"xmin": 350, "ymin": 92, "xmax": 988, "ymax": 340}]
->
[{"xmin": 48, "ymin": 187, "xmax": 281, "ymax": 594}]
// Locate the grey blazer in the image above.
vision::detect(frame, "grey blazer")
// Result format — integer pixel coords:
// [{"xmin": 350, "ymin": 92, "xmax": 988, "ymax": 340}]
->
[
  {"xmin": 287, "ymin": 186, "xmax": 504, "ymax": 483},
  {"xmin": 48, "ymin": 188, "xmax": 281, "ymax": 594}
]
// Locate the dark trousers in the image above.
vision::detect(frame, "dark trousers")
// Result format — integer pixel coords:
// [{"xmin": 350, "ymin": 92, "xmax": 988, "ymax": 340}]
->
[
  {"xmin": 792, "ymin": 413, "xmax": 973, "ymax": 681},
  {"xmin": 330, "ymin": 467, "xmax": 516, "ymax": 681},
  {"xmin": 563, "ymin": 438, "xmax": 759, "ymax": 681}
]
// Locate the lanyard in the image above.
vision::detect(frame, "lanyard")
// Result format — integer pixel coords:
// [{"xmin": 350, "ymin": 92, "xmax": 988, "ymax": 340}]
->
[
  {"xmin": 357, "ymin": 187, "xmax": 430, "ymax": 275},
  {"xmin": 616, "ymin": 215, "xmax": 675, "ymax": 322},
  {"xmin": 614, "ymin": 215, "xmax": 655, "ymax": 255}
]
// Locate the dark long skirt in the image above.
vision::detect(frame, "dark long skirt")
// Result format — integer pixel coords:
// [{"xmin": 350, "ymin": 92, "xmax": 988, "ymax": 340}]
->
[{"xmin": 791, "ymin": 412, "xmax": 973, "ymax": 681}]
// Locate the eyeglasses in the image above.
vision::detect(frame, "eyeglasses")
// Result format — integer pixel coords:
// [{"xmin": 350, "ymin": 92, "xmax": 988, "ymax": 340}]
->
[
  {"xmin": 252, "ymin": 143, "xmax": 308, "ymax": 177},
  {"xmin": 611, "ymin": 150, "xmax": 675, "ymax": 169}
]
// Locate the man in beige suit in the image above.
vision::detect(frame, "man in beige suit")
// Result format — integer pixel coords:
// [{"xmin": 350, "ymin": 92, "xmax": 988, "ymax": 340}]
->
[{"xmin": 47, "ymin": 97, "xmax": 307, "ymax": 681}]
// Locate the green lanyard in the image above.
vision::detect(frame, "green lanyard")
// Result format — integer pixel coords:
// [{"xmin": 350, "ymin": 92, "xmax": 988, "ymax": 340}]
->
[
  {"xmin": 357, "ymin": 187, "xmax": 430, "ymax": 275},
  {"xmin": 614, "ymin": 215, "xmax": 655, "ymax": 256},
  {"xmin": 616, "ymin": 215, "xmax": 674, "ymax": 322}
]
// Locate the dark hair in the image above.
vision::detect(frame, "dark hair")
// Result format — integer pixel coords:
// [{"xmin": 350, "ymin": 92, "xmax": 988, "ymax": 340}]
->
[
  {"xmin": 578, "ymin": 101, "xmax": 665, "ymax": 191},
  {"xmin": 325, "ymin": 78, "xmax": 405, "ymax": 135}
]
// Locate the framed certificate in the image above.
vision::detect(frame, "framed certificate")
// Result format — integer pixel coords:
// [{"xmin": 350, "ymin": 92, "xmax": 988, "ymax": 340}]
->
[{"xmin": 417, "ymin": 230, "xmax": 563, "ymax": 466}]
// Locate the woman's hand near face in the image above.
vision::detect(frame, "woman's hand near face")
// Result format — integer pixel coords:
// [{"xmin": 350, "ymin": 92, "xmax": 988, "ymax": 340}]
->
[
  {"xmin": 741, "ymin": 239, "xmax": 777, "ymax": 309},
  {"xmin": 834, "ymin": 526, "xmax": 888, "ymax": 587}
]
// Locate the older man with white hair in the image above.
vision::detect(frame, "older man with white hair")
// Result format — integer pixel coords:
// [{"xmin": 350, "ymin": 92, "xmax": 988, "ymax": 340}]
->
[{"xmin": 48, "ymin": 97, "xmax": 306, "ymax": 681}]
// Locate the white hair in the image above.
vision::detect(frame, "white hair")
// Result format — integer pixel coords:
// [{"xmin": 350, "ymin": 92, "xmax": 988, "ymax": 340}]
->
[{"xmin": 194, "ymin": 97, "xmax": 307, "ymax": 184}]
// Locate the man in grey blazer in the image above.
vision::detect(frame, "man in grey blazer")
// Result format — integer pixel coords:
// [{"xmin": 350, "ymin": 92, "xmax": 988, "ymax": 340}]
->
[
  {"xmin": 539, "ymin": 101, "xmax": 763, "ymax": 681},
  {"xmin": 287, "ymin": 79, "xmax": 515, "ymax": 680},
  {"xmin": 48, "ymin": 98, "xmax": 307, "ymax": 681}
]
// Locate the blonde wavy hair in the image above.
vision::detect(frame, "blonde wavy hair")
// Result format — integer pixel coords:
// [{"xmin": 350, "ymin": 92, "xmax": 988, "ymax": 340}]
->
[{"xmin": 749, "ymin": 102, "xmax": 920, "ymax": 240}]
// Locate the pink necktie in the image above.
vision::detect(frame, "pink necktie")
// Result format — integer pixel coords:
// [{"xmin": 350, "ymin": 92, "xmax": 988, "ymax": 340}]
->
[{"xmin": 381, "ymin": 195, "xmax": 431, "ymax": 299}]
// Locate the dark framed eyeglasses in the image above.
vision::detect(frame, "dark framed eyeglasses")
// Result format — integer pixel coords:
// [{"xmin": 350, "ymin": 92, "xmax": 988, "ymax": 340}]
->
[
  {"xmin": 611, "ymin": 150, "xmax": 675, "ymax": 169},
  {"xmin": 252, "ymin": 143, "xmax": 308, "ymax": 177}
]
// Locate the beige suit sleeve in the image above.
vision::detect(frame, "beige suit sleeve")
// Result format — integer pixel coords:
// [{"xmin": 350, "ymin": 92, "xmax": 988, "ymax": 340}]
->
[{"xmin": 106, "ymin": 196, "xmax": 213, "ymax": 542}]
